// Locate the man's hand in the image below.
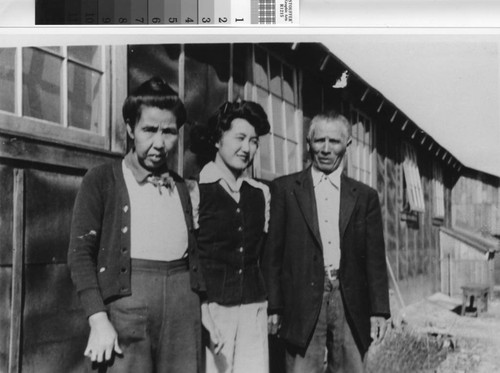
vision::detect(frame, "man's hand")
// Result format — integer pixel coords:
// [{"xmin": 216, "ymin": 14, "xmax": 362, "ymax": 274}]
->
[
  {"xmin": 267, "ymin": 314, "xmax": 281, "ymax": 335},
  {"xmin": 84, "ymin": 312, "xmax": 122, "ymax": 363},
  {"xmin": 201, "ymin": 302, "xmax": 224, "ymax": 354},
  {"xmin": 370, "ymin": 316, "xmax": 387, "ymax": 344}
]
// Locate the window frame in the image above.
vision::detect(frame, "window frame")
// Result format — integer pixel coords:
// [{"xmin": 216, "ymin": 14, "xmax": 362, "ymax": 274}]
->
[
  {"xmin": 401, "ymin": 141, "xmax": 426, "ymax": 214},
  {"xmin": 432, "ymin": 161, "xmax": 445, "ymax": 220},
  {"xmin": 347, "ymin": 105, "xmax": 376, "ymax": 188},
  {"xmin": 0, "ymin": 45, "xmax": 112, "ymax": 151},
  {"xmin": 251, "ymin": 45, "xmax": 302, "ymax": 181}
]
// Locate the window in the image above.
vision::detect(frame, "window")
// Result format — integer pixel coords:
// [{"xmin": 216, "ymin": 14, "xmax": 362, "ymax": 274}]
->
[
  {"xmin": 433, "ymin": 162, "xmax": 445, "ymax": 218},
  {"xmin": 348, "ymin": 107, "xmax": 374, "ymax": 187},
  {"xmin": 401, "ymin": 142, "xmax": 425, "ymax": 213},
  {"xmin": 0, "ymin": 46, "xmax": 109, "ymax": 148},
  {"xmin": 252, "ymin": 46, "xmax": 301, "ymax": 180}
]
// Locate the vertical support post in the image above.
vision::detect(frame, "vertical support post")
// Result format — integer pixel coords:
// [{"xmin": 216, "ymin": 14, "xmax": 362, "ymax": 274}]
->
[
  {"xmin": 9, "ymin": 169, "xmax": 24, "ymax": 373},
  {"xmin": 178, "ymin": 44, "xmax": 186, "ymax": 176}
]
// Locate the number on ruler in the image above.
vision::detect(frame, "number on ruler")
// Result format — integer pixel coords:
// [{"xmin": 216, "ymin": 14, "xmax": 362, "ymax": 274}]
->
[
  {"xmin": 118, "ymin": 18, "xmax": 127, "ymax": 23},
  {"xmin": 235, "ymin": 18, "xmax": 244, "ymax": 22},
  {"xmin": 202, "ymin": 17, "xmax": 211, "ymax": 23},
  {"xmin": 136, "ymin": 17, "xmax": 145, "ymax": 23},
  {"xmin": 218, "ymin": 17, "xmax": 228, "ymax": 23},
  {"xmin": 169, "ymin": 17, "xmax": 178, "ymax": 23},
  {"xmin": 102, "ymin": 17, "xmax": 111, "ymax": 23},
  {"xmin": 152, "ymin": 17, "xmax": 161, "ymax": 23},
  {"xmin": 185, "ymin": 17, "xmax": 194, "ymax": 23}
]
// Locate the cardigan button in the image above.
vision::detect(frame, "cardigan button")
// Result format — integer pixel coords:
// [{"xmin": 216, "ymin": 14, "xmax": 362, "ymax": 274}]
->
[
  {"xmin": 239, "ymin": 247, "xmax": 244, "ymax": 253},
  {"xmin": 123, "ymin": 205, "xmax": 129, "ymax": 213},
  {"xmin": 237, "ymin": 226, "xmax": 243, "ymax": 232},
  {"xmin": 121, "ymin": 226, "xmax": 128, "ymax": 233},
  {"xmin": 238, "ymin": 269, "xmax": 243, "ymax": 275},
  {"xmin": 236, "ymin": 208, "xmax": 241, "ymax": 214},
  {"xmin": 121, "ymin": 247, "xmax": 128, "ymax": 253},
  {"xmin": 99, "ymin": 267, "xmax": 106, "ymax": 273},
  {"xmin": 120, "ymin": 267, "xmax": 128, "ymax": 274}
]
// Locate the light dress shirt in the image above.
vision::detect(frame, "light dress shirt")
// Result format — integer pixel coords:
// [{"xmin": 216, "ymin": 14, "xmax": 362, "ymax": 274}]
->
[
  {"xmin": 191, "ymin": 161, "xmax": 270, "ymax": 232},
  {"xmin": 311, "ymin": 165, "xmax": 342, "ymax": 269},
  {"xmin": 122, "ymin": 153, "xmax": 188, "ymax": 261}
]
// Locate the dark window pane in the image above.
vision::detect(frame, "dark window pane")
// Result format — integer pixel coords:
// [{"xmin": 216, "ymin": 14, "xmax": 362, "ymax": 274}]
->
[
  {"xmin": 259, "ymin": 133, "xmax": 272, "ymax": 174},
  {"xmin": 68, "ymin": 46, "xmax": 101, "ymax": 68},
  {"xmin": 68, "ymin": 62, "xmax": 102, "ymax": 133},
  {"xmin": 23, "ymin": 48, "xmax": 62, "ymax": 123},
  {"xmin": 269, "ymin": 56, "xmax": 282, "ymax": 97},
  {"xmin": 287, "ymin": 140, "xmax": 298, "ymax": 173},
  {"xmin": 271, "ymin": 94, "xmax": 285, "ymax": 137},
  {"xmin": 128, "ymin": 44, "xmax": 180, "ymax": 93},
  {"xmin": 233, "ymin": 44, "xmax": 251, "ymax": 100},
  {"xmin": 254, "ymin": 46, "xmax": 268, "ymax": 90},
  {"xmin": 274, "ymin": 135, "xmax": 286, "ymax": 176},
  {"xmin": 283, "ymin": 64, "xmax": 295, "ymax": 104},
  {"xmin": 285, "ymin": 102, "xmax": 297, "ymax": 141},
  {"xmin": 0, "ymin": 48, "xmax": 15, "ymax": 113}
]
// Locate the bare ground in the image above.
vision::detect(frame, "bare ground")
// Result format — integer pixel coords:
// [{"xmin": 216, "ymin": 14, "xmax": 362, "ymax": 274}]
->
[{"xmin": 365, "ymin": 293, "xmax": 500, "ymax": 373}]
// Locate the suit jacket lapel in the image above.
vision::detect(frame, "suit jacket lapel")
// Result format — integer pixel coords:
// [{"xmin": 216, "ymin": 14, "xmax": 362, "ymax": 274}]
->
[
  {"xmin": 339, "ymin": 175, "xmax": 357, "ymax": 240},
  {"xmin": 293, "ymin": 167, "xmax": 323, "ymax": 249}
]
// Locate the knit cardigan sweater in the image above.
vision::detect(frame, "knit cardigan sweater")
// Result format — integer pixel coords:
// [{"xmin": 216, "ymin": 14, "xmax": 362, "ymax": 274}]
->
[{"xmin": 68, "ymin": 160, "xmax": 204, "ymax": 317}]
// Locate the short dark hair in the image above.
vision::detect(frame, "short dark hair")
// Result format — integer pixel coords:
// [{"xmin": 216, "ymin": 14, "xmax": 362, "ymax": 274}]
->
[
  {"xmin": 122, "ymin": 76, "xmax": 187, "ymax": 129},
  {"xmin": 208, "ymin": 100, "xmax": 270, "ymax": 144}
]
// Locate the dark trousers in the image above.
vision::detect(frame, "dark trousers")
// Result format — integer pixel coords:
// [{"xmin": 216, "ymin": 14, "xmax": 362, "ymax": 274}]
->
[
  {"xmin": 285, "ymin": 277, "xmax": 364, "ymax": 373},
  {"xmin": 95, "ymin": 258, "xmax": 201, "ymax": 373}
]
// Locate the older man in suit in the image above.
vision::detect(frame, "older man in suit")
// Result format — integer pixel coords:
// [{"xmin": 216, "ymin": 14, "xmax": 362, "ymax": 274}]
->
[{"xmin": 262, "ymin": 111, "xmax": 390, "ymax": 373}]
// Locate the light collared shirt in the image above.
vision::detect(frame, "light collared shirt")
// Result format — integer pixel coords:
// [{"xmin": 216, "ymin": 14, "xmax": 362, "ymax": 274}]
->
[
  {"xmin": 312, "ymin": 165, "xmax": 342, "ymax": 269},
  {"xmin": 122, "ymin": 152, "xmax": 188, "ymax": 261},
  {"xmin": 192, "ymin": 161, "xmax": 270, "ymax": 232}
]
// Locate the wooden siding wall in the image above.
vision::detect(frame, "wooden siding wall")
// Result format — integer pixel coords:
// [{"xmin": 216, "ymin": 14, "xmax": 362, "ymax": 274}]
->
[
  {"xmin": 452, "ymin": 169, "xmax": 500, "ymax": 237},
  {"xmin": 440, "ymin": 230, "xmax": 492, "ymax": 297},
  {"xmin": 349, "ymin": 104, "xmax": 444, "ymax": 308},
  {"xmin": 0, "ymin": 46, "xmax": 127, "ymax": 373}
]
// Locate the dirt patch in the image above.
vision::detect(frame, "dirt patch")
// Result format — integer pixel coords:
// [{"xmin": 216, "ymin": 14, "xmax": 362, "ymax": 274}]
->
[{"xmin": 366, "ymin": 293, "xmax": 500, "ymax": 373}]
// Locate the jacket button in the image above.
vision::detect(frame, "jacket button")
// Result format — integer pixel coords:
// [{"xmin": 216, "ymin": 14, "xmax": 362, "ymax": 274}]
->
[
  {"xmin": 120, "ymin": 287, "xmax": 129, "ymax": 292},
  {"xmin": 121, "ymin": 247, "xmax": 128, "ymax": 253},
  {"xmin": 239, "ymin": 247, "xmax": 244, "ymax": 253},
  {"xmin": 236, "ymin": 208, "xmax": 241, "ymax": 214},
  {"xmin": 121, "ymin": 226, "xmax": 128, "ymax": 233},
  {"xmin": 120, "ymin": 267, "xmax": 127, "ymax": 274},
  {"xmin": 311, "ymin": 282, "xmax": 315, "ymax": 286},
  {"xmin": 238, "ymin": 269, "xmax": 243, "ymax": 275},
  {"xmin": 238, "ymin": 226, "xmax": 243, "ymax": 232},
  {"xmin": 123, "ymin": 205, "xmax": 129, "ymax": 213},
  {"xmin": 99, "ymin": 267, "xmax": 106, "ymax": 273}
]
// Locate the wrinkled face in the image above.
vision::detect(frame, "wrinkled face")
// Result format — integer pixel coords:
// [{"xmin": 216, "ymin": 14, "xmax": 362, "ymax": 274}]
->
[
  {"xmin": 308, "ymin": 119, "xmax": 351, "ymax": 174},
  {"xmin": 215, "ymin": 118, "xmax": 259, "ymax": 177},
  {"xmin": 126, "ymin": 106, "xmax": 178, "ymax": 171}
]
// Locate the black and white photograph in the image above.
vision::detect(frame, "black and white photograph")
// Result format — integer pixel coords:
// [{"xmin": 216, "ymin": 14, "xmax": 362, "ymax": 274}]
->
[{"xmin": 0, "ymin": 26, "xmax": 500, "ymax": 373}]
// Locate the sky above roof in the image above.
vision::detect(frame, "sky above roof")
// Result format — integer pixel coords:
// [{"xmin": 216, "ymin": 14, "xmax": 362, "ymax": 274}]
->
[{"xmin": 324, "ymin": 35, "xmax": 500, "ymax": 177}]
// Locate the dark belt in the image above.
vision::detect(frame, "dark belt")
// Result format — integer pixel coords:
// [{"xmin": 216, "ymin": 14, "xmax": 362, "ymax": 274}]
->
[
  {"xmin": 325, "ymin": 266, "xmax": 339, "ymax": 281},
  {"xmin": 131, "ymin": 257, "xmax": 188, "ymax": 272}
]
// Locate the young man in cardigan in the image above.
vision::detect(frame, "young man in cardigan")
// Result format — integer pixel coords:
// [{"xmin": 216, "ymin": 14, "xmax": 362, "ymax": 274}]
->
[{"xmin": 68, "ymin": 77, "xmax": 203, "ymax": 372}]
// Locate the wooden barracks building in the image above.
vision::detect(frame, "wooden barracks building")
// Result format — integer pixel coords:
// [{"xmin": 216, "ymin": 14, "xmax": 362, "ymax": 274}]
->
[{"xmin": 1, "ymin": 41, "xmax": 499, "ymax": 372}]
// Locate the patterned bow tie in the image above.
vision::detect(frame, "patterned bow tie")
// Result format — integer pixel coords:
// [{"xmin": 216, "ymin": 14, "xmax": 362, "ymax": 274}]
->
[{"xmin": 146, "ymin": 174, "xmax": 175, "ymax": 195}]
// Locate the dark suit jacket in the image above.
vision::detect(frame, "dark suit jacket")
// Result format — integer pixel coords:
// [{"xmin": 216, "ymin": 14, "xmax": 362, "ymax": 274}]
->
[{"xmin": 262, "ymin": 167, "xmax": 390, "ymax": 355}]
